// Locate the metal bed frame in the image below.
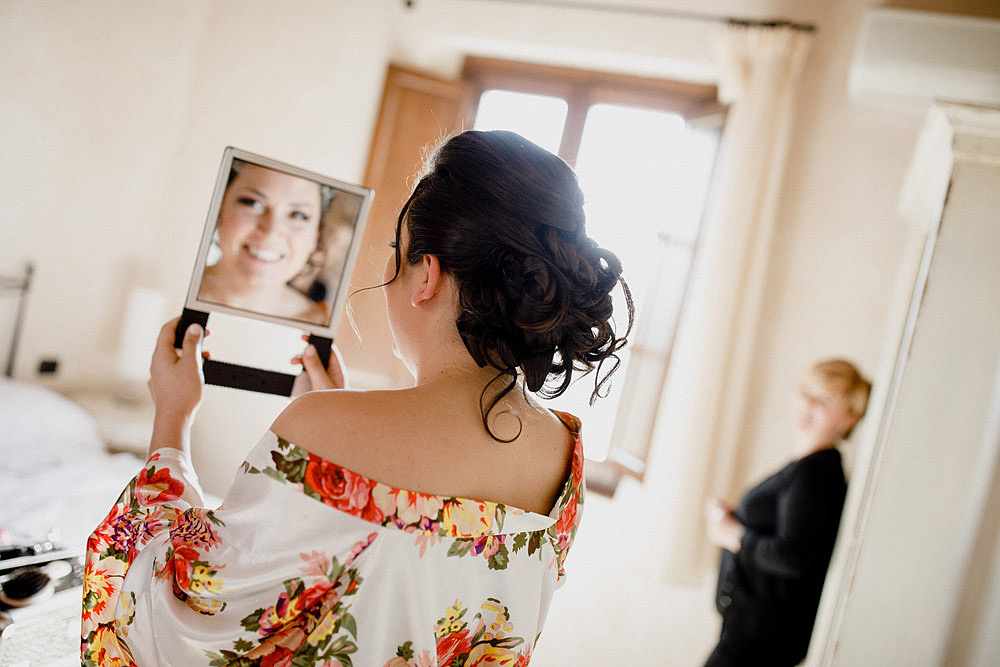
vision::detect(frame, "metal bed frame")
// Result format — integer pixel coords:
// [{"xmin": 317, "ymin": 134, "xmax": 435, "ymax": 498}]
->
[{"xmin": 1, "ymin": 263, "xmax": 33, "ymax": 378}]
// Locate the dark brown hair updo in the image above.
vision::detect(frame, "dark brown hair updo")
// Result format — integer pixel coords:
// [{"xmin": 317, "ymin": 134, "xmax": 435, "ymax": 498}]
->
[{"xmin": 388, "ymin": 130, "xmax": 634, "ymax": 440}]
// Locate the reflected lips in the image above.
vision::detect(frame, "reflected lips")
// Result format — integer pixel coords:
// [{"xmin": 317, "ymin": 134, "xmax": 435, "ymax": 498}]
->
[{"xmin": 245, "ymin": 246, "xmax": 283, "ymax": 262}]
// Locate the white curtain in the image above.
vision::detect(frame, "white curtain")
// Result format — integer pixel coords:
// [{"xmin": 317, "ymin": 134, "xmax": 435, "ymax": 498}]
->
[{"xmin": 643, "ymin": 22, "xmax": 814, "ymax": 583}]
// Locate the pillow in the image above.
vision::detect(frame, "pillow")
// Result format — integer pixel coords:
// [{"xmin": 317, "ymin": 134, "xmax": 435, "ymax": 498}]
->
[{"xmin": 0, "ymin": 377, "xmax": 105, "ymax": 472}]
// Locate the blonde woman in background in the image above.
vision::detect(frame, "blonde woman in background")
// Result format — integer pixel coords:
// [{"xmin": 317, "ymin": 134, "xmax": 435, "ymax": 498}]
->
[{"xmin": 704, "ymin": 359, "xmax": 871, "ymax": 666}]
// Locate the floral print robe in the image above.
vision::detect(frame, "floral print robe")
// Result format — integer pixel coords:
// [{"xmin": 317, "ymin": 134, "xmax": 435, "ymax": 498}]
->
[{"xmin": 81, "ymin": 411, "xmax": 584, "ymax": 666}]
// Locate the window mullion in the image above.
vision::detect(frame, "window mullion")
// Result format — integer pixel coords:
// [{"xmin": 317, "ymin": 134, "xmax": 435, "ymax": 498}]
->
[{"xmin": 557, "ymin": 87, "xmax": 590, "ymax": 167}]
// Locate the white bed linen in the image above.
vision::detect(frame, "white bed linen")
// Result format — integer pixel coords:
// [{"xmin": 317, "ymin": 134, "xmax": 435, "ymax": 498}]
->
[{"xmin": 0, "ymin": 378, "xmax": 143, "ymax": 551}]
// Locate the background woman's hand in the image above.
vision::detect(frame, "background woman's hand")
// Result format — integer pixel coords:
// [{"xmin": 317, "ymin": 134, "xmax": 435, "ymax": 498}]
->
[
  {"xmin": 290, "ymin": 337, "xmax": 347, "ymax": 396},
  {"xmin": 147, "ymin": 318, "xmax": 205, "ymax": 453},
  {"xmin": 704, "ymin": 498, "xmax": 745, "ymax": 553}
]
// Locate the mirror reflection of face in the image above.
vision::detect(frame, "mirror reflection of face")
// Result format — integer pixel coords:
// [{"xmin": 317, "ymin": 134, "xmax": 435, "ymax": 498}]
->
[{"xmin": 215, "ymin": 164, "xmax": 322, "ymax": 290}]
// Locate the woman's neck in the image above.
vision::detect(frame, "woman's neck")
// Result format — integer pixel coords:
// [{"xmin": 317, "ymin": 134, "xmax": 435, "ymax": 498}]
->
[
  {"xmin": 405, "ymin": 335, "xmax": 533, "ymax": 406},
  {"xmin": 793, "ymin": 435, "xmax": 838, "ymax": 459},
  {"xmin": 409, "ymin": 343, "xmax": 498, "ymax": 388}
]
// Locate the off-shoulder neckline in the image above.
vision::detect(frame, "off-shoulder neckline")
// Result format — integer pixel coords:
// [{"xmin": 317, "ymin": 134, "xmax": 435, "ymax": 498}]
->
[{"xmin": 245, "ymin": 411, "xmax": 583, "ymax": 537}]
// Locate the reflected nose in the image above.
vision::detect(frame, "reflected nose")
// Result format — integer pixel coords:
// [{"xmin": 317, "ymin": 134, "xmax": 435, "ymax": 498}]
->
[{"xmin": 256, "ymin": 211, "xmax": 277, "ymax": 235}]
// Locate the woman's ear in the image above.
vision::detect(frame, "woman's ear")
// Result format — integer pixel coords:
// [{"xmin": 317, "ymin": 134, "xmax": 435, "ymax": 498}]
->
[{"xmin": 410, "ymin": 254, "xmax": 443, "ymax": 307}]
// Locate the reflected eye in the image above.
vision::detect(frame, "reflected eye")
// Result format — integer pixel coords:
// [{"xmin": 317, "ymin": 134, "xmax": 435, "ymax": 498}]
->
[
  {"xmin": 387, "ymin": 239, "xmax": 397, "ymax": 249},
  {"xmin": 237, "ymin": 197, "xmax": 265, "ymax": 214}
]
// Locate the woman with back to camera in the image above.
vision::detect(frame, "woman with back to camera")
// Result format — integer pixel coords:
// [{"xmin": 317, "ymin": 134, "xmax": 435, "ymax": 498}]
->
[
  {"xmin": 81, "ymin": 130, "xmax": 633, "ymax": 665},
  {"xmin": 198, "ymin": 159, "xmax": 332, "ymax": 324},
  {"xmin": 703, "ymin": 359, "xmax": 871, "ymax": 666}
]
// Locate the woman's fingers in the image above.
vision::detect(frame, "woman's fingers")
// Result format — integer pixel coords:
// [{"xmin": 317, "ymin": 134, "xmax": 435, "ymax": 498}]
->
[
  {"xmin": 148, "ymin": 318, "xmax": 205, "ymax": 423},
  {"xmin": 151, "ymin": 317, "xmax": 182, "ymax": 371},
  {"xmin": 180, "ymin": 323, "xmax": 204, "ymax": 370},
  {"xmin": 704, "ymin": 498, "xmax": 730, "ymax": 521},
  {"xmin": 151, "ymin": 320, "xmax": 203, "ymax": 376},
  {"xmin": 153, "ymin": 318, "xmax": 208, "ymax": 361},
  {"xmin": 301, "ymin": 345, "xmax": 335, "ymax": 390},
  {"xmin": 293, "ymin": 336, "xmax": 348, "ymax": 391}
]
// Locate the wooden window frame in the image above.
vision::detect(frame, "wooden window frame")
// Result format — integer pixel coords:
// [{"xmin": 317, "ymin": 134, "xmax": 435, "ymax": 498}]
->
[{"xmin": 462, "ymin": 56, "xmax": 723, "ymax": 165}]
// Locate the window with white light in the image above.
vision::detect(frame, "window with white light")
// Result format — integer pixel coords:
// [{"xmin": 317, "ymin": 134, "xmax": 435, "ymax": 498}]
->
[{"xmin": 474, "ymin": 90, "xmax": 567, "ymax": 155}]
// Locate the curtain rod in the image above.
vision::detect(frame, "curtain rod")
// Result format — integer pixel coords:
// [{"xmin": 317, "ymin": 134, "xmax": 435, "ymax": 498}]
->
[{"xmin": 417, "ymin": 0, "xmax": 816, "ymax": 32}]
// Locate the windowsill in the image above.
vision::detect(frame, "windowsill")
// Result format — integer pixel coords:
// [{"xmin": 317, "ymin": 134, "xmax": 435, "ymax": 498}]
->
[
  {"xmin": 585, "ymin": 451, "xmax": 646, "ymax": 498},
  {"xmin": 585, "ymin": 459, "xmax": 625, "ymax": 497}
]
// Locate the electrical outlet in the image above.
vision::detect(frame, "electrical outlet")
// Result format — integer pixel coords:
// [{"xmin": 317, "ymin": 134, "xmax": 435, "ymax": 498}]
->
[{"xmin": 38, "ymin": 359, "xmax": 58, "ymax": 374}]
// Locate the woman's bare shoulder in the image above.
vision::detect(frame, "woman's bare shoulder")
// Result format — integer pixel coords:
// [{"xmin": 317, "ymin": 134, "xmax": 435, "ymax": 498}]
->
[
  {"xmin": 270, "ymin": 388, "xmax": 416, "ymax": 478},
  {"xmin": 272, "ymin": 389, "xmax": 398, "ymax": 444},
  {"xmin": 270, "ymin": 387, "xmax": 576, "ymax": 513}
]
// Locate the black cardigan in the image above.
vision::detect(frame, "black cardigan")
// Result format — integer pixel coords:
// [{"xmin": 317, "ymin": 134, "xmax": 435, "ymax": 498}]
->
[{"xmin": 715, "ymin": 447, "xmax": 847, "ymax": 659}]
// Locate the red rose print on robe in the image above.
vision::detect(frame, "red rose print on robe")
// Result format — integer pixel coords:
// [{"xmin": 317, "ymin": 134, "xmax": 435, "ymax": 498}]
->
[
  {"xmin": 136, "ymin": 466, "xmax": 185, "ymax": 506},
  {"xmin": 304, "ymin": 456, "xmax": 384, "ymax": 523}
]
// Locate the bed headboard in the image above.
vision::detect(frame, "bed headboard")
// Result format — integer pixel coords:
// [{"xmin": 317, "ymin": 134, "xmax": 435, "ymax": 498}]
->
[{"xmin": 1, "ymin": 263, "xmax": 33, "ymax": 377}]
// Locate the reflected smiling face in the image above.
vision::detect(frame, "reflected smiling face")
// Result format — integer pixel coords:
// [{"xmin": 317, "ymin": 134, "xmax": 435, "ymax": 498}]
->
[{"xmin": 214, "ymin": 164, "xmax": 321, "ymax": 291}]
